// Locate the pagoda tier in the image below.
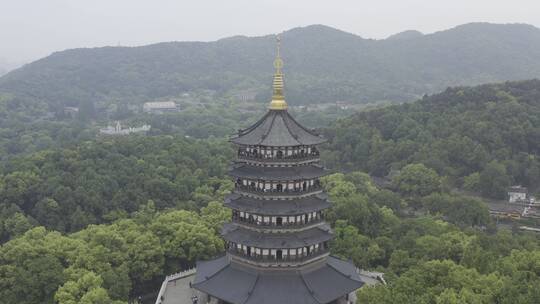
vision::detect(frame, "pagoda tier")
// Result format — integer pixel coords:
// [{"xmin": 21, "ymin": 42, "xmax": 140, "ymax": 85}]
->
[
  {"xmin": 222, "ymin": 223, "xmax": 333, "ymax": 248},
  {"xmin": 230, "ymin": 163, "xmax": 328, "ymax": 181},
  {"xmin": 224, "ymin": 192, "xmax": 331, "ymax": 215}
]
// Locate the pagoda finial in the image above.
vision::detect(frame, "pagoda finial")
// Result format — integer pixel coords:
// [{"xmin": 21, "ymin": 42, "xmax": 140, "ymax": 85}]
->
[{"xmin": 269, "ymin": 35, "xmax": 287, "ymax": 110}]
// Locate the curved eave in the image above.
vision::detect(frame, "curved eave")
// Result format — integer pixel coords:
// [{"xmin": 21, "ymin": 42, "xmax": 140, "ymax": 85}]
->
[
  {"xmin": 224, "ymin": 193, "xmax": 331, "ymax": 215},
  {"xmin": 230, "ymin": 110, "xmax": 327, "ymax": 147},
  {"xmin": 229, "ymin": 164, "xmax": 328, "ymax": 181},
  {"xmin": 192, "ymin": 256, "xmax": 365, "ymax": 304},
  {"xmin": 221, "ymin": 223, "xmax": 333, "ymax": 249}
]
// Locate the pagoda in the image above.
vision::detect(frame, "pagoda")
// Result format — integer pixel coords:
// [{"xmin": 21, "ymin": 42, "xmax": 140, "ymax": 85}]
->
[{"xmin": 156, "ymin": 37, "xmax": 374, "ymax": 304}]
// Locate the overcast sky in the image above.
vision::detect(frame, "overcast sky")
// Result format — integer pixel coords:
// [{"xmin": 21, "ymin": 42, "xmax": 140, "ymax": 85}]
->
[{"xmin": 1, "ymin": 0, "xmax": 540, "ymax": 64}]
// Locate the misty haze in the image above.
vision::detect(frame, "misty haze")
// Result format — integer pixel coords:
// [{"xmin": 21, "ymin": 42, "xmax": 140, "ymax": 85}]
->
[{"xmin": 1, "ymin": 1, "xmax": 540, "ymax": 304}]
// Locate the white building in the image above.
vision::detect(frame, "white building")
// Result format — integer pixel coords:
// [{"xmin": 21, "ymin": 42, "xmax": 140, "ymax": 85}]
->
[
  {"xmin": 99, "ymin": 121, "xmax": 151, "ymax": 136},
  {"xmin": 143, "ymin": 101, "xmax": 178, "ymax": 113},
  {"xmin": 508, "ymin": 186, "xmax": 528, "ymax": 203}
]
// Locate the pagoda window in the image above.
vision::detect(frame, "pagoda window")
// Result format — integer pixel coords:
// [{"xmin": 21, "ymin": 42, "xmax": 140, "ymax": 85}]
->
[
  {"xmin": 255, "ymin": 248, "xmax": 261, "ymax": 255},
  {"xmin": 253, "ymin": 149, "xmax": 258, "ymax": 155},
  {"xmin": 250, "ymin": 181, "xmax": 256, "ymax": 188},
  {"xmin": 276, "ymin": 184, "xmax": 283, "ymax": 191},
  {"xmin": 247, "ymin": 246, "xmax": 252, "ymax": 256},
  {"xmin": 240, "ymin": 211, "xmax": 245, "ymax": 218},
  {"xmin": 262, "ymin": 249, "xmax": 269, "ymax": 256},
  {"xmin": 276, "ymin": 250, "xmax": 283, "ymax": 260},
  {"xmin": 263, "ymin": 216, "xmax": 270, "ymax": 224},
  {"xmin": 302, "ymin": 181, "xmax": 307, "ymax": 191},
  {"xmin": 276, "ymin": 150, "xmax": 284, "ymax": 159},
  {"xmin": 288, "ymin": 216, "xmax": 295, "ymax": 223},
  {"xmin": 306, "ymin": 246, "xmax": 311, "ymax": 255},
  {"xmin": 276, "ymin": 217, "xmax": 283, "ymax": 226},
  {"xmin": 270, "ymin": 249, "xmax": 276, "ymax": 258}
]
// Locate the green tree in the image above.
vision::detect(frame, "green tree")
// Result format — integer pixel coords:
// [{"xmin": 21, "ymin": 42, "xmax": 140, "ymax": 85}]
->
[
  {"xmin": 393, "ymin": 164, "xmax": 441, "ymax": 197},
  {"xmin": 479, "ymin": 161, "xmax": 511, "ymax": 199}
]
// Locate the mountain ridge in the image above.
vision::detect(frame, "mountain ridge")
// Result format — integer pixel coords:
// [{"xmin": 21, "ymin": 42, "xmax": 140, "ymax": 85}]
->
[{"xmin": 2, "ymin": 22, "xmax": 540, "ymax": 110}]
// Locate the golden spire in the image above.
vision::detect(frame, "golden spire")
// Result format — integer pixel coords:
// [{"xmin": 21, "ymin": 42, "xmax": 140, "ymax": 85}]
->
[{"xmin": 269, "ymin": 35, "xmax": 288, "ymax": 110}]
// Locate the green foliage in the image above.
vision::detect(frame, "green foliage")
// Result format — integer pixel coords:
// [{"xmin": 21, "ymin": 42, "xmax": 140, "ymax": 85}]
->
[
  {"xmin": 0, "ymin": 203, "xmax": 227, "ymax": 304},
  {"xmin": 0, "ymin": 135, "xmax": 233, "ymax": 241},
  {"xmin": 325, "ymin": 80, "xmax": 540, "ymax": 197},
  {"xmin": 479, "ymin": 160, "xmax": 511, "ymax": 199},
  {"xmin": 393, "ymin": 164, "xmax": 442, "ymax": 197}
]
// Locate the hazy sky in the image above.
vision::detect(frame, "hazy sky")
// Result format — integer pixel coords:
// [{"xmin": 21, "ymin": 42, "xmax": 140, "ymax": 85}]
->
[{"xmin": 1, "ymin": 0, "xmax": 540, "ymax": 64}]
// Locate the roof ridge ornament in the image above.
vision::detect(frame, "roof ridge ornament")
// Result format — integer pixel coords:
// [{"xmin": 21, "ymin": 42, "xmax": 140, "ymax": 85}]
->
[{"xmin": 269, "ymin": 35, "xmax": 288, "ymax": 110}]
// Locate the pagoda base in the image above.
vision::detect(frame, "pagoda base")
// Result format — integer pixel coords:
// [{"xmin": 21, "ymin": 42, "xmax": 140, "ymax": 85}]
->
[{"xmin": 179, "ymin": 254, "xmax": 373, "ymax": 304}]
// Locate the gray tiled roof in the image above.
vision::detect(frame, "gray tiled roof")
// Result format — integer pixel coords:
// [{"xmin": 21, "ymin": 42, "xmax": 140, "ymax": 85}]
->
[
  {"xmin": 221, "ymin": 223, "xmax": 333, "ymax": 249},
  {"xmin": 229, "ymin": 163, "xmax": 328, "ymax": 181},
  {"xmin": 231, "ymin": 110, "xmax": 327, "ymax": 147},
  {"xmin": 191, "ymin": 256, "xmax": 365, "ymax": 304},
  {"xmin": 224, "ymin": 193, "xmax": 331, "ymax": 215}
]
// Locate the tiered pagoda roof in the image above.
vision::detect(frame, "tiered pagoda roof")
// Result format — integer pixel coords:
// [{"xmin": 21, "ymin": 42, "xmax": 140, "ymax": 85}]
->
[
  {"xmin": 154, "ymin": 35, "xmax": 375, "ymax": 304},
  {"xmin": 192, "ymin": 255, "xmax": 365, "ymax": 304}
]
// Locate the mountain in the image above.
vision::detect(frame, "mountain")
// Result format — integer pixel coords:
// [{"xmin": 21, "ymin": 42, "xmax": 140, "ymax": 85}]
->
[
  {"xmin": 323, "ymin": 79, "xmax": 540, "ymax": 198},
  {"xmin": 386, "ymin": 30, "xmax": 424, "ymax": 40},
  {"xmin": 1, "ymin": 23, "xmax": 540, "ymax": 111}
]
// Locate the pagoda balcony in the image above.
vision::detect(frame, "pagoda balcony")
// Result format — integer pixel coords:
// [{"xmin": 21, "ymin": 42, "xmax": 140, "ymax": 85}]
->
[
  {"xmin": 237, "ymin": 151, "xmax": 320, "ymax": 164},
  {"xmin": 231, "ymin": 216, "xmax": 325, "ymax": 231},
  {"xmin": 227, "ymin": 247, "xmax": 330, "ymax": 267},
  {"xmin": 234, "ymin": 184, "xmax": 323, "ymax": 198}
]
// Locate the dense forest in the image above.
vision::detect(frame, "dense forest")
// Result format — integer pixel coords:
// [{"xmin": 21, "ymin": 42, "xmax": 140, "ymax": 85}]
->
[
  {"xmin": 324, "ymin": 80, "xmax": 540, "ymax": 198},
  {"xmin": 2, "ymin": 168, "xmax": 539, "ymax": 304},
  {"xmin": 1, "ymin": 79, "xmax": 540, "ymax": 303},
  {"xmin": 2, "ymin": 23, "xmax": 540, "ymax": 113},
  {"xmin": 0, "ymin": 136, "xmax": 233, "ymax": 242}
]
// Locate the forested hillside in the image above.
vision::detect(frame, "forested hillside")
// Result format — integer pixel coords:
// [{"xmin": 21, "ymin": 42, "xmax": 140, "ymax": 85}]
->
[
  {"xmin": 324, "ymin": 79, "xmax": 540, "ymax": 198},
  {"xmin": 2, "ymin": 22, "xmax": 540, "ymax": 113},
  {"xmin": 1, "ymin": 79, "xmax": 540, "ymax": 303},
  {"xmin": 0, "ymin": 136, "xmax": 233, "ymax": 242}
]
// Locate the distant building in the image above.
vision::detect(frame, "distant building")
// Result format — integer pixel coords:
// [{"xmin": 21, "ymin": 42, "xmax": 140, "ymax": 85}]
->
[
  {"xmin": 99, "ymin": 121, "xmax": 151, "ymax": 136},
  {"xmin": 143, "ymin": 101, "xmax": 178, "ymax": 113},
  {"xmin": 508, "ymin": 186, "xmax": 528, "ymax": 203},
  {"xmin": 63, "ymin": 106, "xmax": 79, "ymax": 118}
]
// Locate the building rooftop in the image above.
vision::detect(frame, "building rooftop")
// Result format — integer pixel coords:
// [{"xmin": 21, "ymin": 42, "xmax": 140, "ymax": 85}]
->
[{"xmin": 144, "ymin": 101, "xmax": 177, "ymax": 109}]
